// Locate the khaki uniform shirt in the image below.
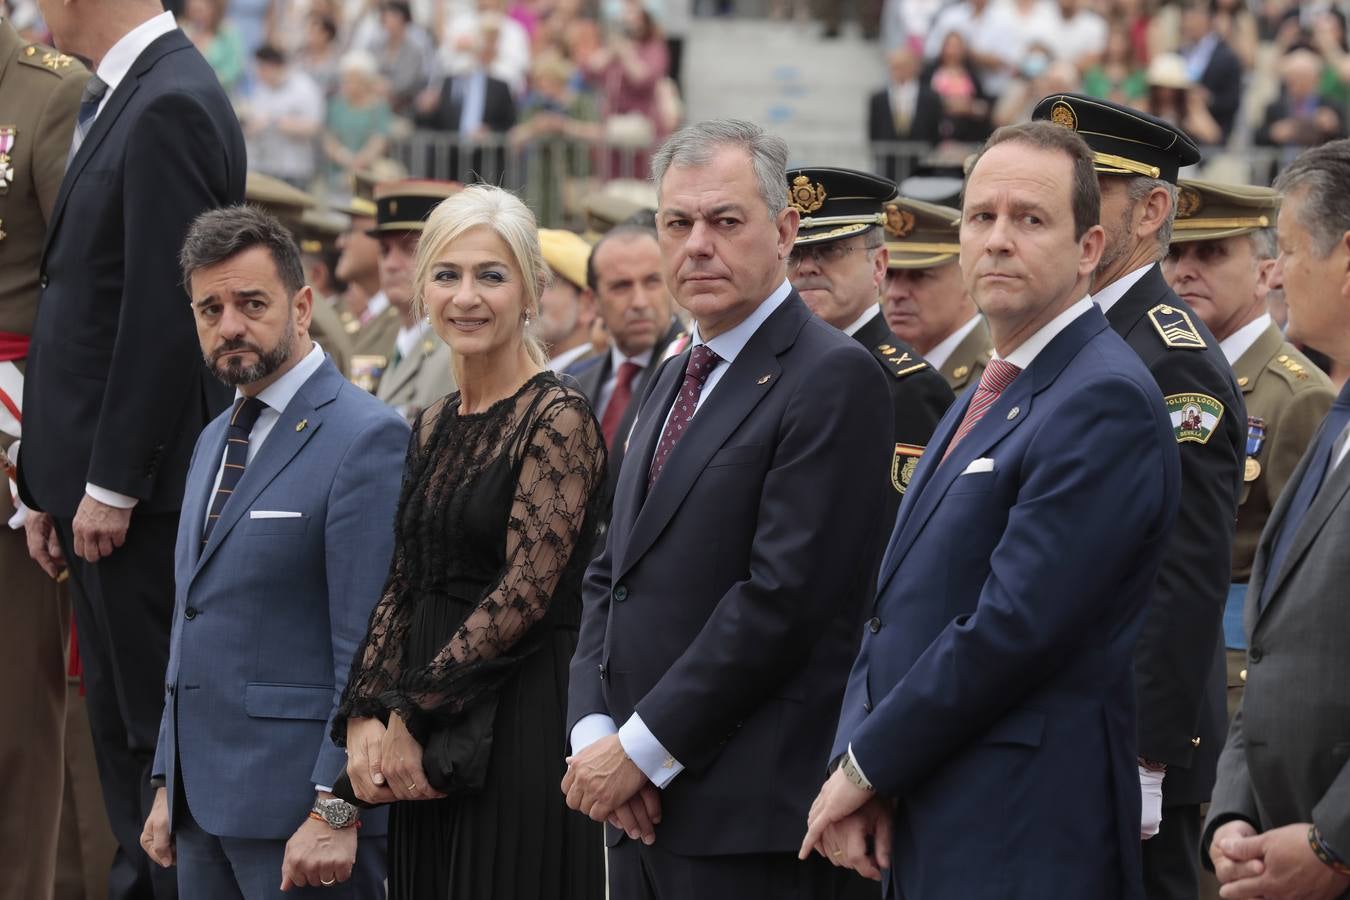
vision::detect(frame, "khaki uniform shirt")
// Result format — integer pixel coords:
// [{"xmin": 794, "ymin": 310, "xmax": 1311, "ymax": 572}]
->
[{"xmin": 375, "ymin": 329, "xmax": 457, "ymax": 423}]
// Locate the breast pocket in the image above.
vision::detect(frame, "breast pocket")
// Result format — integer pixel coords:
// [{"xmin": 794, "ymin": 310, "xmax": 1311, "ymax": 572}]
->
[
  {"xmin": 241, "ymin": 514, "xmax": 311, "ymax": 536},
  {"xmin": 946, "ymin": 470, "xmax": 997, "ymax": 496},
  {"xmin": 707, "ymin": 444, "xmax": 765, "ymax": 468}
]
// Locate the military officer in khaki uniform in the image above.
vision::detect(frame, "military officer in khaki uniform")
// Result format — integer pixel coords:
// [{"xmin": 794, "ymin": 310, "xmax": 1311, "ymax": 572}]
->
[
  {"xmin": 0, "ymin": 18, "xmax": 87, "ymax": 899},
  {"xmin": 879, "ymin": 196, "xmax": 993, "ymax": 394},
  {"xmin": 371, "ymin": 179, "xmax": 460, "ymax": 421},
  {"xmin": 1162, "ymin": 179, "xmax": 1335, "ymax": 722},
  {"xmin": 243, "ymin": 172, "xmax": 355, "ymax": 378}
]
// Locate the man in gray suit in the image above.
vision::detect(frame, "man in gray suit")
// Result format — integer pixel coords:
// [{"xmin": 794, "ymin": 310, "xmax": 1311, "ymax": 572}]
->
[
  {"xmin": 1203, "ymin": 139, "xmax": 1350, "ymax": 900},
  {"xmin": 139, "ymin": 205, "xmax": 407, "ymax": 896}
]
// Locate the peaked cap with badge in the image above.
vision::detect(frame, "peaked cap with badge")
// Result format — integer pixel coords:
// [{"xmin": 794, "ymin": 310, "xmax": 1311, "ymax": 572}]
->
[
  {"xmin": 1171, "ymin": 178, "xmax": 1278, "ymax": 243},
  {"xmin": 783, "ymin": 166, "xmax": 955, "ymax": 513},
  {"xmin": 538, "ymin": 228, "xmax": 592, "ymax": 291},
  {"xmin": 1039, "ymin": 93, "xmax": 1246, "ymax": 848},
  {"xmin": 883, "ymin": 196, "xmax": 961, "ymax": 270},
  {"xmin": 368, "ymin": 178, "xmax": 461, "ymax": 235},
  {"xmin": 1033, "ymin": 92, "xmax": 1201, "ymax": 184}
]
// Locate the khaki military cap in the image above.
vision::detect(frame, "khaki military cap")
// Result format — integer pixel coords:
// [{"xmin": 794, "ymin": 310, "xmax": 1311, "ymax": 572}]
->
[
  {"xmin": 884, "ymin": 197, "xmax": 961, "ymax": 270},
  {"xmin": 244, "ymin": 171, "xmax": 315, "ymax": 233},
  {"xmin": 1171, "ymin": 179, "xmax": 1279, "ymax": 243},
  {"xmin": 538, "ymin": 228, "xmax": 592, "ymax": 290}
]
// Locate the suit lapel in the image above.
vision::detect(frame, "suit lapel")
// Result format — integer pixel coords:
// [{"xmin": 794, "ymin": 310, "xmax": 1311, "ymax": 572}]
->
[
  {"xmin": 378, "ymin": 338, "xmax": 422, "ymax": 400},
  {"xmin": 612, "ymin": 351, "xmax": 686, "ymax": 575},
  {"xmin": 183, "ymin": 416, "xmax": 229, "ymax": 567}
]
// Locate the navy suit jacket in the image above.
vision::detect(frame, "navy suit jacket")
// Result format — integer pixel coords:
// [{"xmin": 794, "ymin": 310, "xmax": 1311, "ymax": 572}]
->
[
  {"xmin": 152, "ymin": 359, "xmax": 407, "ymax": 840},
  {"xmin": 567, "ymin": 292, "xmax": 894, "ymax": 856},
  {"xmin": 833, "ymin": 306, "xmax": 1180, "ymax": 899},
  {"xmin": 19, "ymin": 28, "xmax": 243, "ymax": 517}
]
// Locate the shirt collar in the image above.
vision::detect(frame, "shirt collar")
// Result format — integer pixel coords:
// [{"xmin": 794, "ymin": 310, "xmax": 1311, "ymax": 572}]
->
[
  {"xmin": 998, "ymin": 297, "xmax": 1093, "ymax": 370},
  {"xmin": 842, "ymin": 304, "xmax": 881, "ymax": 338},
  {"xmin": 236, "ymin": 342, "xmax": 326, "ymax": 414},
  {"xmin": 691, "ymin": 279, "xmax": 793, "ymax": 363},
  {"xmin": 364, "ymin": 291, "xmax": 389, "ymax": 320},
  {"xmin": 1219, "ymin": 313, "xmax": 1272, "ymax": 366},
  {"xmin": 924, "ymin": 313, "xmax": 983, "ymax": 371},
  {"xmin": 1091, "ymin": 262, "xmax": 1154, "ymax": 316},
  {"xmin": 95, "ymin": 11, "xmax": 177, "ymax": 96},
  {"xmin": 608, "ymin": 344, "xmax": 655, "ymax": 374},
  {"xmin": 547, "ymin": 342, "xmax": 592, "ymax": 373}
]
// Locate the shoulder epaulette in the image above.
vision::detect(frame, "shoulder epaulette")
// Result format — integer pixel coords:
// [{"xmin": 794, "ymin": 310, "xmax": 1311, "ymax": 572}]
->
[
  {"xmin": 1270, "ymin": 352, "xmax": 1312, "ymax": 382},
  {"xmin": 873, "ymin": 342, "xmax": 930, "ymax": 379},
  {"xmin": 1146, "ymin": 303, "xmax": 1207, "ymax": 350},
  {"xmin": 17, "ymin": 45, "xmax": 80, "ymax": 75}
]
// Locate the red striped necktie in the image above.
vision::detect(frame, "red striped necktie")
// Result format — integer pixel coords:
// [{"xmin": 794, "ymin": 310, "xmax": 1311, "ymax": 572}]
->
[{"xmin": 942, "ymin": 358, "xmax": 1022, "ymax": 461}]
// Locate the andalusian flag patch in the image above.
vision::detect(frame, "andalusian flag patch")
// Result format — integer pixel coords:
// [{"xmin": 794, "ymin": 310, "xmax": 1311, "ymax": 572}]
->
[{"xmin": 1165, "ymin": 393, "xmax": 1224, "ymax": 444}]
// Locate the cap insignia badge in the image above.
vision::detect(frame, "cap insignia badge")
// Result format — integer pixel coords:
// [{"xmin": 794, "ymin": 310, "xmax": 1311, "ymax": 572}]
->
[
  {"xmin": 1176, "ymin": 186, "xmax": 1203, "ymax": 219},
  {"xmin": 883, "ymin": 203, "xmax": 915, "ymax": 239},
  {"xmin": 1050, "ymin": 100, "xmax": 1077, "ymax": 131},
  {"xmin": 788, "ymin": 175, "xmax": 826, "ymax": 214}
]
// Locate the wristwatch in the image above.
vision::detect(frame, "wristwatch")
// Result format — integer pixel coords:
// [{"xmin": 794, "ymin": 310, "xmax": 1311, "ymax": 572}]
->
[
  {"xmin": 840, "ymin": 746, "xmax": 874, "ymax": 793},
  {"xmin": 311, "ymin": 797, "xmax": 360, "ymax": 829}
]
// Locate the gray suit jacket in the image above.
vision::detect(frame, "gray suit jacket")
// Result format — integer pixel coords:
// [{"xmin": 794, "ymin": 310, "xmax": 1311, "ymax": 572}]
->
[
  {"xmin": 152, "ymin": 359, "xmax": 408, "ymax": 839},
  {"xmin": 1204, "ymin": 411, "xmax": 1350, "ymax": 866}
]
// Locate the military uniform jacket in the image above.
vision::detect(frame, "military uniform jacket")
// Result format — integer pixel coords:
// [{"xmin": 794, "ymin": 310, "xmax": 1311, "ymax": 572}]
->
[
  {"xmin": 307, "ymin": 294, "xmax": 353, "ymax": 381},
  {"xmin": 348, "ymin": 305, "xmax": 401, "ymax": 390},
  {"xmin": 374, "ymin": 328, "xmax": 456, "ymax": 422},
  {"xmin": 939, "ymin": 316, "xmax": 994, "ymax": 394},
  {"xmin": 1103, "ymin": 263, "xmax": 1245, "ymax": 804},
  {"xmin": 1230, "ymin": 324, "xmax": 1334, "ymax": 582},
  {"xmin": 853, "ymin": 311, "xmax": 954, "ymax": 525}
]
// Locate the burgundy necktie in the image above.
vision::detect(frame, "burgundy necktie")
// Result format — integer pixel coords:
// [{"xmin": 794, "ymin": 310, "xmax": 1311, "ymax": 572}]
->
[
  {"xmin": 648, "ymin": 345, "xmax": 722, "ymax": 488},
  {"xmin": 942, "ymin": 358, "xmax": 1022, "ymax": 461},
  {"xmin": 600, "ymin": 360, "xmax": 642, "ymax": 448}
]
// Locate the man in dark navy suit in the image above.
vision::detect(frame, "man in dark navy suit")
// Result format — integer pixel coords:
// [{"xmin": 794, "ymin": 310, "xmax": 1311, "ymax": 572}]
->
[
  {"xmin": 19, "ymin": 0, "xmax": 244, "ymax": 894},
  {"xmin": 803, "ymin": 121, "xmax": 1181, "ymax": 899},
  {"xmin": 562, "ymin": 118, "xmax": 893, "ymax": 897}
]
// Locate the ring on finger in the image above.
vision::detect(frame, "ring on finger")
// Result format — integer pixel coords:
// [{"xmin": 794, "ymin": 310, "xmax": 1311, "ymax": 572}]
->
[
  {"xmin": 406, "ymin": 782, "xmax": 418, "ymax": 791},
  {"xmin": 321, "ymin": 875, "xmax": 336, "ymax": 886}
]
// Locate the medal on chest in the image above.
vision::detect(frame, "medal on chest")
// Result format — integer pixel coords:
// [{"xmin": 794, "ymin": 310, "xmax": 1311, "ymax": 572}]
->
[
  {"xmin": 1244, "ymin": 415, "xmax": 1266, "ymax": 482},
  {"xmin": 0, "ymin": 126, "xmax": 16, "ymax": 194}
]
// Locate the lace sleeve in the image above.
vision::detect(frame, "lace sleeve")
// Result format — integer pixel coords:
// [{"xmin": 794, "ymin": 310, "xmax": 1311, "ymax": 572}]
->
[
  {"xmin": 332, "ymin": 407, "xmax": 435, "ymax": 742},
  {"xmin": 379, "ymin": 393, "xmax": 606, "ymax": 722}
]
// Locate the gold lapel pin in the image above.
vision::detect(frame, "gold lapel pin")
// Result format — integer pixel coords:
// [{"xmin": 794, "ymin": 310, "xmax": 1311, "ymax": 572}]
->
[
  {"xmin": 757, "ymin": 374, "xmax": 772, "ymax": 385},
  {"xmin": 295, "ymin": 419, "xmax": 308, "ymax": 432}
]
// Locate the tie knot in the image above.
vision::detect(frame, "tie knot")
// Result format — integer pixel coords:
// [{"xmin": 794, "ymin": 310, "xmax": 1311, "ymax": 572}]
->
[
  {"xmin": 686, "ymin": 345, "xmax": 721, "ymax": 384},
  {"xmin": 230, "ymin": 396, "xmax": 267, "ymax": 434},
  {"xmin": 979, "ymin": 358, "xmax": 1021, "ymax": 394},
  {"xmin": 616, "ymin": 360, "xmax": 642, "ymax": 387},
  {"xmin": 81, "ymin": 74, "xmax": 108, "ymax": 106}
]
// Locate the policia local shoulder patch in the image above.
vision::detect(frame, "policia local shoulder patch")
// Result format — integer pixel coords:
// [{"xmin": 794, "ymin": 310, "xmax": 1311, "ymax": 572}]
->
[{"xmin": 1165, "ymin": 393, "xmax": 1225, "ymax": 444}]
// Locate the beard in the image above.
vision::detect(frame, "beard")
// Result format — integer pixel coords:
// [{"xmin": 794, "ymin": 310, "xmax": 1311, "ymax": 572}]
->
[
  {"xmin": 1094, "ymin": 201, "xmax": 1136, "ymax": 279},
  {"xmin": 206, "ymin": 318, "xmax": 295, "ymax": 387}
]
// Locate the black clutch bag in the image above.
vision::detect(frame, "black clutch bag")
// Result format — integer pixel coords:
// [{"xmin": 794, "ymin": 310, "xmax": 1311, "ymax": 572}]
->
[{"xmin": 333, "ymin": 692, "xmax": 500, "ymax": 809}]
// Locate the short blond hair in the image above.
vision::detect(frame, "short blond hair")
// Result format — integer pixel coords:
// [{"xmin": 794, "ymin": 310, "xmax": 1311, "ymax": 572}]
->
[{"xmin": 413, "ymin": 184, "xmax": 549, "ymax": 368}]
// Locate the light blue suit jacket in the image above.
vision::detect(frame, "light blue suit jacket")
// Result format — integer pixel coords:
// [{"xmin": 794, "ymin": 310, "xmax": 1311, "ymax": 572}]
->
[{"xmin": 152, "ymin": 358, "xmax": 407, "ymax": 840}]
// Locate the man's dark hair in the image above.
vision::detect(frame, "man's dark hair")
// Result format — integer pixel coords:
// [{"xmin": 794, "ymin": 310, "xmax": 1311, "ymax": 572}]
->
[
  {"xmin": 586, "ymin": 223, "xmax": 659, "ymax": 292},
  {"xmin": 180, "ymin": 205, "xmax": 306, "ymax": 298},
  {"xmin": 254, "ymin": 43, "xmax": 285, "ymax": 65},
  {"xmin": 965, "ymin": 121, "xmax": 1101, "ymax": 240},
  {"xmin": 310, "ymin": 14, "xmax": 338, "ymax": 42},
  {"xmin": 1274, "ymin": 138, "xmax": 1350, "ymax": 258},
  {"xmin": 381, "ymin": 0, "xmax": 413, "ymax": 23}
]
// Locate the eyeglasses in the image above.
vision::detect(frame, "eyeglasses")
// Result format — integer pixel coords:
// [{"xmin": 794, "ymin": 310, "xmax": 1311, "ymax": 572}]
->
[{"xmin": 787, "ymin": 242, "xmax": 875, "ymax": 270}]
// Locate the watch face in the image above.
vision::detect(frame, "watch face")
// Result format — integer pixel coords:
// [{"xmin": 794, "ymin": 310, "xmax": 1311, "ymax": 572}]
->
[{"xmin": 318, "ymin": 799, "xmax": 357, "ymax": 828}]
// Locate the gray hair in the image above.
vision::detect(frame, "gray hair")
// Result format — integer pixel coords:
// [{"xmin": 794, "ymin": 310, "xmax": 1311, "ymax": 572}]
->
[
  {"xmin": 1126, "ymin": 176, "xmax": 1179, "ymax": 252},
  {"xmin": 1274, "ymin": 139, "xmax": 1350, "ymax": 258},
  {"xmin": 1249, "ymin": 227, "xmax": 1278, "ymax": 261},
  {"xmin": 180, "ymin": 204, "xmax": 305, "ymax": 298},
  {"xmin": 651, "ymin": 119, "xmax": 790, "ymax": 217}
]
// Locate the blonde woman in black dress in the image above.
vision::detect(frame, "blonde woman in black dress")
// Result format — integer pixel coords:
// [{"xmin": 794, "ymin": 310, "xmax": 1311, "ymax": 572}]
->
[{"xmin": 335, "ymin": 184, "xmax": 606, "ymax": 898}]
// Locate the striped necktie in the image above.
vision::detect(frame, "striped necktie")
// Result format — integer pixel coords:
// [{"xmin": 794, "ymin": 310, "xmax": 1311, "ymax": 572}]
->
[
  {"xmin": 68, "ymin": 74, "xmax": 108, "ymax": 164},
  {"xmin": 202, "ymin": 396, "xmax": 266, "ymax": 544},
  {"xmin": 942, "ymin": 358, "xmax": 1022, "ymax": 461}
]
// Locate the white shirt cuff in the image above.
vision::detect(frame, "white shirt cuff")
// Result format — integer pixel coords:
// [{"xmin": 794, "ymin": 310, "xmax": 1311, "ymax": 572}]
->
[
  {"xmin": 569, "ymin": 713, "xmax": 617, "ymax": 756},
  {"xmin": 85, "ymin": 483, "xmax": 138, "ymax": 509},
  {"xmin": 315, "ymin": 784, "xmax": 333, "ymax": 794},
  {"xmin": 846, "ymin": 743, "xmax": 871, "ymax": 788},
  {"xmin": 618, "ymin": 713, "xmax": 684, "ymax": 788}
]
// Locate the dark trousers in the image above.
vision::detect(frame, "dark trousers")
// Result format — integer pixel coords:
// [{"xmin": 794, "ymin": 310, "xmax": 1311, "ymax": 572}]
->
[
  {"xmin": 1142, "ymin": 803, "xmax": 1201, "ymax": 900},
  {"xmin": 608, "ymin": 838, "xmax": 861, "ymax": 899},
  {"xmin": 56, "ymin": 512, "xmax": 180, "ymax": 900}
]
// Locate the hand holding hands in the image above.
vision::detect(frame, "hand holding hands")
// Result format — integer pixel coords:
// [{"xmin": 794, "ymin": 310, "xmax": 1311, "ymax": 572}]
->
[
  {"xmin": 280, "ymin": 810, "xmax": 357, "ymax": 891},
  {"xmin": 798, "ymin": 765, "xmax": 877, "ymax": 865},
  {"xmin": 379, "ymin": 712, "xmax": 447, "ymax": 802},
  {"xmin": 561, "ymin": 734, "xmax": 647, "ymax": 823},
  {"xmin": 1213, "ymin": 822, "xmax": 1350, "ymax": 900}
]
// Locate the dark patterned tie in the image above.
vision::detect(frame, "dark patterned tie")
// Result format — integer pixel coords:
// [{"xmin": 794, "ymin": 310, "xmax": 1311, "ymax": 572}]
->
[
  {"xmin": 202, "ymin": 396, "xmax": 266, "ymax": 544},
  {"xmin": 942, "ymin": 357, "xmax": 1022, "ymax": 461},
  {"xmin": 68, "ymin": 74, "xmax": 108, "ymax": 163},
  {"xmin": 648, "ymin": 345, "xmax": 721, "ymax": 488},
  {"xmin": 600, "ymin": 360, "xmax": 641, "ymax": 448}
]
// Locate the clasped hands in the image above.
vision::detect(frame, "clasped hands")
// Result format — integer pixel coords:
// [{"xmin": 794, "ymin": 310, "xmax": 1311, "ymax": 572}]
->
[
  {"xmin": 1210, "ymin": 821, "xmax": 1350, "ymax": 900},
  {"xmin": 345, "ymin": 713, "xmax": 447, "ymax": 804},
  {"xmin": 798, "ymin": 766, "xmax": 893, "ymax": 882},
  {"xmin": 561, "ymin": 735, "xmax": 661, "ymax": 845}
]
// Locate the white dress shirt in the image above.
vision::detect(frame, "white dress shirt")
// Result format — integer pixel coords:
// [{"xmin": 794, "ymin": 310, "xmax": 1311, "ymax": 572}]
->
[
  {"xmin": 842, "ymin": 305, "xmax": 882, "ymax": 338},
  {"xmin": 1090, "ymin": 263, "xmax": 1154, "ymax": 317},
  {"xmin": 569, "ymin": 279, "xmax": 794, "ymax": 788},
  {"xmin": 1218, "ymin": 313, "xmax": 1271, "ymax": 366},
  {"xmin": 81, "ymin": 11, "xmax": 199, "ymax": 511},
  {"xmin": 597, "ymin": 346, "xmax": 656, "ymax": 422},
  {"xmin": 924, "ymin": 314, "xmax": 983, "ymax": 372},
  {"xmin": 547, "ymin": 343, "xmax": 592, "ymax": 374},
  {"xmin": 394, "ymin": 320, "xmax": 427, "ymax": 364}
]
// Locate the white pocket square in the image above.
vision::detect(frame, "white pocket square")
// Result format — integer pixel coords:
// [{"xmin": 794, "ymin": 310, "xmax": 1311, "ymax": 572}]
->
[
  {"xmin": 961, "ymin": 458, "xmax": 996, "ymax": 475},
  {"xmin": 249, "ymin": 510, "xmax": 303, "ymax": 519}
]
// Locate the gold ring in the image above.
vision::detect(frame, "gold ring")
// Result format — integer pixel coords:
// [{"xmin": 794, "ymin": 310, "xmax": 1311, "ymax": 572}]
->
[
  {"xmin": 321, "ymin": 876, "xmax": 336, "ymax": 886},
  {"xmin": 406, "ymin": 783, "xmax": 417, "ymax": 791},
  {"xmin": 831, "ymin": 850, "xmax": 843, "ymax": 858}
]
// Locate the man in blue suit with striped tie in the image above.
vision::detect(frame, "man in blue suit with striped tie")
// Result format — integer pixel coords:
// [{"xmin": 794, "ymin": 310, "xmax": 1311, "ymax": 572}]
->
[
  {"xmin": 801, "ymin": 121, "xmax": 1182, "ymax": 898},
  {"xmin": 139, "ymin": 206, "xmax": 407, "ymax": 897}
]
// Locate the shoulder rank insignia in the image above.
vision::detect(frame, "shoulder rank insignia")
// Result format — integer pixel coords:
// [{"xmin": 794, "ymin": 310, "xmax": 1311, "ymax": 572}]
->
[
  {"xmin": 41, "ymin": 51, "xmax": 75, "ymax": 70},
  {"xmin": 892, "ymin": 443, "xmax": 924, "ymax": 494},
  {"xmin": 1276, "ymin": 353, "xmax": 1310, "ymax": 381},
  {"xmin": 873, "ymin": 343, "xmax": 929, "ymax": 378},
  {"xmin": 1147, "ymin": 304, "xmax": 1207, "ymax": 350},
  {"xmin": 1165, "ymin": 392, "xmax": 1225, "ymax": 445}
]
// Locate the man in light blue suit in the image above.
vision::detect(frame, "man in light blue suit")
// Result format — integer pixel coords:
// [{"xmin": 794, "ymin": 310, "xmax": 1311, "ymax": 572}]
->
[
  {"xmin": 140, "ymin": 205, "xmax": 407, "ymax": 896},
  {"xmin": 801, "ymin": 121, "xmax": 1182, "ymax": 898}
]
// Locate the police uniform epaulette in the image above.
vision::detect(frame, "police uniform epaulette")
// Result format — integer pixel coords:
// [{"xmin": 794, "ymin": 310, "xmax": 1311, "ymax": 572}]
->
[
  {"xmin": 1146, "ymin": 303, "xmax": 1207, "ymax": 350},
  {"xmin": 873, "ymin": 342, "xmax": 930, "ymax": 378},
  {"xmin": 18, "ymin": 45, "xmax": 80, "ymax": 76}
]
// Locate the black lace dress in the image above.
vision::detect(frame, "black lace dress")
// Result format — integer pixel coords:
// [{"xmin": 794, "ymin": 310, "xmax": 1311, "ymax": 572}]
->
[{"xmin": 336, "ymin": 372, "xmax": 606, "ymax": 899}]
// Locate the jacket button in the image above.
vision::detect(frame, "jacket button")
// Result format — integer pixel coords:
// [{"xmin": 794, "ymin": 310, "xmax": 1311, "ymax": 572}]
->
[
  {"xmin": 867, "ymin": 617, "xmax": 882, "ymax": 634},
  {"xmin": 863, "ymin": 701, "xmax": 872, "ymax": 713},
  {"xmin": 1239, "ymin": 668, "xmax": 1247, "ymax": 682},
  {"xmin": 613, "ymin": 585, "xmax": 628, "ymax": 603},
  {"xmin": 1249, "ymin": 646, "xmax": 1262, "ymax": 663},
  {"xmin": 597, "ymin": 664, "xmax": 607, "ymax": 680},
  {"xmin": 184, "ymin": 606, "xmax": 197, "ymax": 620},
  {"xmin": 39, "ymin": 273, "xmax": 48, "ymax": 289},
  {"xmin": 165, "ymin": 682, "xmax": 174, "ymax": 695}
]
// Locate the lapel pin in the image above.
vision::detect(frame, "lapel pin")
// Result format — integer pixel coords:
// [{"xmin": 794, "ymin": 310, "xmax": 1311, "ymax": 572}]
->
[
  {"xmin": 757, "ymin": 374, "xmax": 772, "ymax": 385},
  {"xmin": 295, "ymin": 419, "xmax": 308, "ymax": 432},
  {"xmin": 1006, "ymin": 407, "xmax": 1020, "ymax": 421}
]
